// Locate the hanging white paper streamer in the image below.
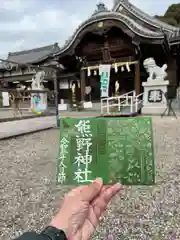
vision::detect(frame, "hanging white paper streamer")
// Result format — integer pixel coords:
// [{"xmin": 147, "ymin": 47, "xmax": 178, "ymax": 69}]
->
[
  {"xmin": 114, "ymin": 63, "xmax": 118, "ymax": 72},
  {"xmin": 99, "ymin": 65, "xmax": 102, "ymax": 75},
  {"xmin": 126, "ymin": 62, "xmax": 130, "ymax": 72},
  {"xmin": 121, "ymin": 66, "xmax": 124, "ymax": 71},
  {"xmin": 87, "ymin": 67, "xmax": 91, "ymax": 76}
]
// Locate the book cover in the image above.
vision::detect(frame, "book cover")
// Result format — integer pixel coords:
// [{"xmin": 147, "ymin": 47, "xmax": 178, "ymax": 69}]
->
[{"xmin": 56, "ymin": 117, "xmax": 155, "ymax": 185}]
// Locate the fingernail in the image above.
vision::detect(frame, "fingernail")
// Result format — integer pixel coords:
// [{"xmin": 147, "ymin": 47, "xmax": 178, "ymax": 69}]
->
[
  {"xmin": 115, "ymin": 182, "xmax": 122, "ymax": 190},
  {"xmin": 94, "ymin": 177, "xmax": 103, "ymax": 185}
]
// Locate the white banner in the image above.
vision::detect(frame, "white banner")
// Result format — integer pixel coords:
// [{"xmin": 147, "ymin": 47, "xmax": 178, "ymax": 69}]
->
[{"xmin": 99, "ymin": 64, "xmax": 111, "ymax": 97}]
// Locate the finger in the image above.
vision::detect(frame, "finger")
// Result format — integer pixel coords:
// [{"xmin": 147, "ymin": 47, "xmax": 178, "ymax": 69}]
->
[
  {"xmin": 66, "ymin": 186, "xmax": 87, "ymax": 197},
  {"xmin": 80, "ymin": 178, "xmax": 103, "ymax": 202},
  {"xmin": 91, "ymin": 187, "xmax": 111, "ymax": 218},
  {"xmin": 87, "ymin": 187, "xmax": 113, "ymax": 228},
  {"xmin": 92, "ymin": 183, "xmax": 122, "ymax": 215},
  {"xmin": 103, "ymin": 183, "xmax": 122, "ymax": 203},
  {"xmin": 68, "ymin": 184, "xmax": 108, "ymax": 198},
  {"xmin": 101, "ymin": 186, "xmax": 110, "ymax": 192},
  {"xmin": 91, "ymin": 185, "xmax": 110, "ymax": 205},
  {"xmin": 92, "ymin": 199, "xmax": 107, "ymax": 220},
  {"xmin": 96, "ymin": 185, "xmax": 109, "ymax": 197}
]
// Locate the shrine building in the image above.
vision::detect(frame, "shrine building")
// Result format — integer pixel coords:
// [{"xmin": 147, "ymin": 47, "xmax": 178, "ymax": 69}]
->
[
  {"xmin": 1, "ymin": 0, "xmax": 180, "ymax": 105},
  {"xmin": 0, "ymin": 43, "xmax": 60, "ymax": 91}
]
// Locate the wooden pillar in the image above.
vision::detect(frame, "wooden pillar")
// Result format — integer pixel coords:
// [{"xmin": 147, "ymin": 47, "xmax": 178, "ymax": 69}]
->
[
  {"xmin": 80, "ymin": 69, "xmax": 86, "ymax": 102},
  {"xmin": 135, "ymin": 61, "xmax": 140, "ymax": 95},
  {"xmin": 176, "ymin": 56, "xmax": 180, "ymax": 87},
  {"xmin": 53, "ymin": 70, "xmax": 59, "ymax": 127}
]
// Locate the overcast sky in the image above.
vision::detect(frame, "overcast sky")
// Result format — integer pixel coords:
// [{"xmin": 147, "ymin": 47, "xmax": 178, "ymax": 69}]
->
[{"xmin": 0, "ymin": 0, "xmax": 178, "ymax": 58}]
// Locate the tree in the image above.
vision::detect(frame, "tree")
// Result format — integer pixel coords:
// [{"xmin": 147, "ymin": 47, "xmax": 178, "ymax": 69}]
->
[{"xmin": 155, "ymin": 3, "xmax": 180, "ymax": 27}]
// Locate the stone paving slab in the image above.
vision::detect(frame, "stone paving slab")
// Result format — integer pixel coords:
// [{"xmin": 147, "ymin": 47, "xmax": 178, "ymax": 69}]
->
[
  {"xmin": 59, "ymin": 111, "xmax": 100, "ymax": 118},
  {"xmin": 0, "ymin": 113, "xmax": 55, "ymax": 123},
  {"xmin": 0, "ymin": 110, "xmax": 179, "ymax": 140},
  {"xmin": 0, "ymin": 108, "xmax": 100, "ymax": 120},
  {"xmin": 0, "ymin": 116, "xmax": 57, "ymax": 140},
  {"xmin": 0, "ymin": 111, "xmax": 102, "ymax": 140},
  {"xmin": 0, "ymin": 108, "xmax": 55, "ymax": 120},
  {"xmin": 0, "ymin": 109, "xmax": 36, "ymax": 119}
]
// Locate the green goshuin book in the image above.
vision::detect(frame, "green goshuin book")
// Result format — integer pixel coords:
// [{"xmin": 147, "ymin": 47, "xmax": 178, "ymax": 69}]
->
[{"xmin": 56, "ymin": 117, "xmax": 155, "ymax": 185}]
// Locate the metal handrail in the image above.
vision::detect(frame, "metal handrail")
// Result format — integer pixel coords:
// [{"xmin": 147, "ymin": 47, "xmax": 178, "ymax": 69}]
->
[{"xmin": 101, "ymin": 90, "xmax": 143, "ymax": 114}]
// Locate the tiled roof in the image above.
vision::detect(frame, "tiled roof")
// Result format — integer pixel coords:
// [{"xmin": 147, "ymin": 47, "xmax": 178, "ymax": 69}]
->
[
  {"xmin": 54, "ymin": 11, "xmax": 164, "ymax": 56},
  {"xmin": 113, "ymin": 0, "xmax": 180, "ymax": 33},
  {"xmin": 7, "ymin": 43, "xmax": 60, "ymax": 64},
  {"xmin": 112, "ymin": 0, "xmax": 180, "ymax": 45},
  {"xmin": 169, "ymin": 30, "xmax": 180, "ymax": 44}
]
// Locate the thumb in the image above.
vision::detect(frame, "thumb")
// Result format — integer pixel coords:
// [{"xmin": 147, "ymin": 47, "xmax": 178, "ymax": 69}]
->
[{"xmin": 80, "ymin": 178, "xmax": 103, "ymax": 202}]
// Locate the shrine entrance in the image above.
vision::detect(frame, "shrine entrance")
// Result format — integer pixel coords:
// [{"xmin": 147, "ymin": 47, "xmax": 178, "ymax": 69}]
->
[
  {"xmin": 53, "ymin": 8, "xmax": 168, "ymax": 110},
  {"xmin": 82, "ymin": 62, "xmax": 140, "ymax": 102},
  {"xmin": 75, "ymin": 25, "xmax": 141, "ymax": 102},
  {"xmin": 110, "ymin": 66, "xmax": 136, "ymax": 97}
]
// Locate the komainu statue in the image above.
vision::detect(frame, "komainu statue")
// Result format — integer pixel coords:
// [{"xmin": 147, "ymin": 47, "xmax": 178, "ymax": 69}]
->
[
  {"xmin": 31, "ymin": 70, "xmax": 45, "ymax": 90},
  {"xmin": 143, "ymin": 58, "xmax": 167, "ymax": 82}
]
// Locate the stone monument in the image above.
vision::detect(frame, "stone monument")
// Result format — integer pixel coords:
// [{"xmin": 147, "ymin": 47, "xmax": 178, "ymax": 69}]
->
[
  {"xmin": 142, "ymin": 58, "xmax": 169, "ymax": 114},
  {"xmin": 31, "ymin": 70, "xmax": 47, "ymax": 111}
]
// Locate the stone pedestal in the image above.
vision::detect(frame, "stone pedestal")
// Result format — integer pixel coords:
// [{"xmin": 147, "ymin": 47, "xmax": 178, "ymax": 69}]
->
[
  {"xmin": 142, "ymin": 80, "xmax": 169, "ymax": 114},
  {"xmin": 83, "ymin": 101, "xmax": 93, "ymax": 109},
  {"xmin": 31, "ymin": 91, "xmax": 47, "ymax": 112},
  {"xmin": 39, "ymin": 92, "xmax": 47, "ymax": 111},
  {"xmin": 58, "ymin": 99, "xmax": 68, "ymax": 111}
]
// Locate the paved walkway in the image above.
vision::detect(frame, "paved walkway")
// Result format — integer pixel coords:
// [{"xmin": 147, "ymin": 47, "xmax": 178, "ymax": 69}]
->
[
  {"xmin": 0, "ymin": 107, "xmax": 179, "ymax": 140},
  {"xmin": 0, "ymin": 109, "xmax": 36, "ymax": 119},
  {"xmin": 0, "ymin": 106, "xmax": 100, "ymax": 120},
  {"xmin": 0, "ymin": 116, "xmax": 56, "ymax": 139},
  {"xmin": 0, "ymin": 112, "xmax": 100, "ymax": 140},
  {"xmin": 0, "ymin": 108, "xmax": 55, "ymax": 120}
]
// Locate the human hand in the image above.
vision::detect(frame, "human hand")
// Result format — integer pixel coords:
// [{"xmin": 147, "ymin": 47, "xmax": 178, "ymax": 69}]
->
[{"xmin": 49, "ymin": 178, "xmax": 122, "ymax": 240}]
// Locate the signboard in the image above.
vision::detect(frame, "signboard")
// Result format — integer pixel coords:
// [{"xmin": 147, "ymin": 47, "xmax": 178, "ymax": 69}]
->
[
  {"xmin": 32, "ymin": 94, "xmax": 41, "ymax": 114},
  {"xmin": 57, "ymin": 117, "xmax": 155, "ymax": 185},
  {"xmin": 148, "ymin": 89, "xmax": 162, "ymax": 102},
  {"xmin": 2, "ymin": 92, "xmax": 9, "ymax": 106}
]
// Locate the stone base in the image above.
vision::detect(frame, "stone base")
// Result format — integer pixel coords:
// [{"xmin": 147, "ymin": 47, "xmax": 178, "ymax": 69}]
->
[
  {"xmin": 142, "ymin": 105, "xmax": 166, "ymax": 115},
  {"xmin": 142, "ymin": 79, "xmax": 169, "ymax": 115},
  {"xmin": 83, "ymin": 101, "xmax": 93, "ymax": 109},
  {"xmin": 58, "ymin": 104, "xmax": 68, "ymax": 111},
  {"xmin": 31, "ymin": 92, "xmax": 48, "ymax": 111},
  {"xmin": 39, "ymin": 103, "xmax": 47, "ymax": 111}
]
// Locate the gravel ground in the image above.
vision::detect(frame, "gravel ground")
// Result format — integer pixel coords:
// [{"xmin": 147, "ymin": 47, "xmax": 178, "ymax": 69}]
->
[{"xmin": 0, "ymin": 117, "xmax": 180, "ymax": 239}]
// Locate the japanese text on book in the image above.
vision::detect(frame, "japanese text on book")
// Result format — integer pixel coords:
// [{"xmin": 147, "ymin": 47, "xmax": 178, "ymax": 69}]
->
[
  {"xmin": 74, "ymin": 120, "xmax": 93, "ymax": 183},
  {"xmin": 57, "ymin": 136, "xmax": 69, "ymax": 184}
]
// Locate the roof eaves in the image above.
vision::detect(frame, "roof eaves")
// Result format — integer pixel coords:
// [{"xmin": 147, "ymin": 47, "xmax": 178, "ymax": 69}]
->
[
  {"xmin": 6, "ymin": 43, "xmax": 60, "ymax": 65},
  {"xmin": 113, "ymin": 0, "xmax": 180, "ymax": 33},
  {"xmin": 8, "ymin": 43, "xmax": 59, "ymax": 57},
  {"xmin": 53, "ymin": 12, "xmax": 164, "ymax": 56}
]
